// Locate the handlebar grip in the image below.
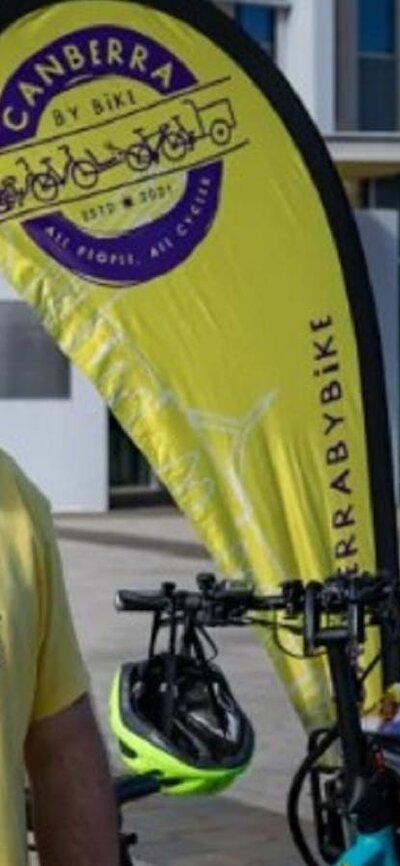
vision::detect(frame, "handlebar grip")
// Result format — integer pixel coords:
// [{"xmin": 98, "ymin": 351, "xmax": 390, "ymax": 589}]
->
[
  {"xmin": 115, "ymin": 590, "xmax": 167, "ymax": 612},
  {"xmin": 114, "ymin": 774, "xmax": 161, "ymax": 805}
]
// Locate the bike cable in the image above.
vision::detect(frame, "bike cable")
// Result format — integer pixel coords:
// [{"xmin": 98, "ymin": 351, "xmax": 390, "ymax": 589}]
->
[{"xmin": 287, "ymin": 724, "xmax": 338, "ymax": 866}]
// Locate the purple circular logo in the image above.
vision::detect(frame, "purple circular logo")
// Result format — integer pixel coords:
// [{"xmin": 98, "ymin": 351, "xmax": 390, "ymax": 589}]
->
[{"xmin": 0, "ymin": 26, "xmax": 232, "ymax": 287}]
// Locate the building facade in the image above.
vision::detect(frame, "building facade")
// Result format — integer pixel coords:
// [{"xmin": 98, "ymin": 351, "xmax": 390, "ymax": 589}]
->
[{"xmin": 0, "ymin": 0, "xmax": 398, "ymax": 509}]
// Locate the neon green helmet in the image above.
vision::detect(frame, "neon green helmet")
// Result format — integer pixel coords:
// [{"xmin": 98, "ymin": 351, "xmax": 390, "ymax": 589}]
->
[{"xmin": 109, "ymin": 653, "xmax": 254, "ymax": 796}]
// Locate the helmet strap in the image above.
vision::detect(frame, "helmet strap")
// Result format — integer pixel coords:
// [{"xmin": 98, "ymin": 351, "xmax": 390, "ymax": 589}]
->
[{"xmin": 181, "ymin": 616, "xmax": 227, "ymax": 734}]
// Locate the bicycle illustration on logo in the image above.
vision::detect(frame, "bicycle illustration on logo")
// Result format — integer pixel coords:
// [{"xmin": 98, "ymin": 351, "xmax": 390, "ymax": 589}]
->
[
  {"xmin": 0, "ymin": 144, "xmax": 109, "ymax": 214},
  {"xmin": 104, "ymin": 113, "xmax": 197, "ymax": 171},
  {"xmin": 0, "ymin": 95, "xmax": 238, "ymax": 215},
  {"xmin": 105, "ymin": 97, "xmax": 237, "ymax": 169}
]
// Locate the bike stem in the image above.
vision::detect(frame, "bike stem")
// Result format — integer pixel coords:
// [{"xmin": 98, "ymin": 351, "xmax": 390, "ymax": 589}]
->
[{"xmin": 326, "ymin": 640, "xmax": 370, "ymax": 792}]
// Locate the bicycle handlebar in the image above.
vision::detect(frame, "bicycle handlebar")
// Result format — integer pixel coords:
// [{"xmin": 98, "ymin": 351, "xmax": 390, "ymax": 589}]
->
[
  {"xmin": 115, "ymin": 572, "xmax": 399, "ymax": 630},
  {"xmin": 115, "ymin": 590, "xmax": 168, "ymax": 613},
  {"xmin": 113, "ymin": 774, "xmax": 161, "ymax": 805}
]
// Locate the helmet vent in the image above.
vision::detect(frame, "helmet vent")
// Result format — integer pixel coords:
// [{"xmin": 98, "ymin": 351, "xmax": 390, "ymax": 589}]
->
[{"xmin": 120, "ymin": 742, "xmax": 137, "ymax": 759}]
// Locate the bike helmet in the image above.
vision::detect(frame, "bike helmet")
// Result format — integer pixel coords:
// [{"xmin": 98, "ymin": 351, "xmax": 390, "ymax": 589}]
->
[{"xmin": 109, "ymin": 652, "xmax": 255, "ymax": 795}]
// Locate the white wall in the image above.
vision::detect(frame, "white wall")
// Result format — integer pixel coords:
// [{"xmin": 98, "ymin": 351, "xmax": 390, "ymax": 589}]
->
[
  {"xmin": 0, "ymin": 278, "xmax": 108, "ymax": 512},
  {"xmin": 275, "ymin": 0, "xmax": 335, "ymax": 134}
]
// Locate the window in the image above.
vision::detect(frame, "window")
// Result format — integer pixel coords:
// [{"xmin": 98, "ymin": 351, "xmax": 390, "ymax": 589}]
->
[
  {"xmin": 363, "ymin": 177, "xmax": 400, "ymax": 284},
  {"xmin": 367, "ymin": 175, "xmax": 400, "ymax": 210},
  {"xmin": 358, "ymin": 58, "xmax": 397, "ymax": 130},
  {"xmin": 214, "ymin": 2, "xmax": 235, "ymax": 16},
  {"xmin": 212, "ymin": 3, "xmax": 275, "ymax": 56},
  {"xmin": 359, "ymin": 0, "xmax": 395, "ymax": 53},
  {"xmin": 0, "ymin": 302, "xmax": 70, "ymax": 399},
  {"xmin": 336, "ymin": 0, "xmax": 398, "ymax": 130},
  {"xmin": 234, "ymin": 4, "xmax": 275, "ymax": 55},
  {"xmin": 358, "ymin": 0, "xmax": 396, "ymax": 130}
]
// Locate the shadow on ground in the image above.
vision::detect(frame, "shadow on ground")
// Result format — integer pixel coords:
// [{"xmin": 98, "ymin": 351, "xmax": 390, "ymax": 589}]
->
[{"xmin": 126, "ymin": 794, "xmax": 310, "ymax": 866}]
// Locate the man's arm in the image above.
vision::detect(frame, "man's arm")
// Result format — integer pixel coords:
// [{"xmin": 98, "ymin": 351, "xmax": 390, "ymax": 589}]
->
[{"xmin": 25, "ymin": 694, "xmax": 120, "ymax": 866}]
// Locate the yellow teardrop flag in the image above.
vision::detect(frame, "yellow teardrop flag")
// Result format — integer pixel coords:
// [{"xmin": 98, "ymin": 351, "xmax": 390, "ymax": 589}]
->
[{"xmin": 0, "ymin": 0, "xmax": 398, "ymax": 730}]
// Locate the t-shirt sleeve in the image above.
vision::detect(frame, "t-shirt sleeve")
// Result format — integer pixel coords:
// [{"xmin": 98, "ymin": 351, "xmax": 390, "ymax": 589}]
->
[{"xmin": 30, "ymin": 506, "xmax": 90, "ymax": 723}]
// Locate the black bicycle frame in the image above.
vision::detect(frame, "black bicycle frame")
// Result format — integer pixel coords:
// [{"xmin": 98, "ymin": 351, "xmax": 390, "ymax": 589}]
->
[
  {"xmin": 326, "ymin": 640, "xmax": 368, "ymax": 796},
  {"xmin": 303, "ymin": 580, "xmax": 399, "ymax": 837}
]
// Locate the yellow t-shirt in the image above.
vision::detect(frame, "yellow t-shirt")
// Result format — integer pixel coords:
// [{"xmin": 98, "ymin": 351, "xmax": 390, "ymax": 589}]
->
[{"xmin": 0, "ymin": 449, "xmax": 89, "ymax": 865}]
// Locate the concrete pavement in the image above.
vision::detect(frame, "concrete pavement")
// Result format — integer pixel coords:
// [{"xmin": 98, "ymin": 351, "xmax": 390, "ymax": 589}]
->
[{"xmin": 53, "ymin": 505, "xmax": 314, "ymax": 865}]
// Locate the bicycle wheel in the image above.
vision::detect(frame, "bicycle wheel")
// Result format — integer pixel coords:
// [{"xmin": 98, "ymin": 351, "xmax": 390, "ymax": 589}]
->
[
  {"xmin": 126, "ymin": 144, "xmax": 153, "ymax": 172},
  {"xmin": 71, "ymin": 159, "xmax": 99, "ymax": 190},
  {"xmin": 160, "ymin": 132, "xmax": 187, "ymax": 162},
  {"xmin": 209, "ymin": 119, "xmax": 232, "ymax": 147},
  {"xmin": 0, "ymin": 194, "xmax": 14, "ymax": 214},
  {"xmin": 31, "ymin": 172, "xmax": 59, "ymax": 203}
]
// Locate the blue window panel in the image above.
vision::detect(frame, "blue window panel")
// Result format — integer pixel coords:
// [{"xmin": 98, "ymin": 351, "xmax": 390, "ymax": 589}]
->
[
  {"xmin": 358, "ymin": 56, "xmax": 396, "ymax": 130},
  {"xmin": 358, "ymin": 0, "xmax": 395, "ymax": 54},
  {"xmin": 372, "ymin": 177, "xmax": 400, "ymax": 210},
  {"xmin": 235, "ymin": 4, "xmax": 273, "ymax": 45}
]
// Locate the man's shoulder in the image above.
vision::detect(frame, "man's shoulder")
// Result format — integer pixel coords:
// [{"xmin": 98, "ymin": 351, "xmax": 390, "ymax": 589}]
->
[
  {"xmin": 0, "ymin": 447, "xmax": 48, "ymax": 501},
  {"xmin": 0, "ymin": 448, "xmax": 52, "ymax": 538}
]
